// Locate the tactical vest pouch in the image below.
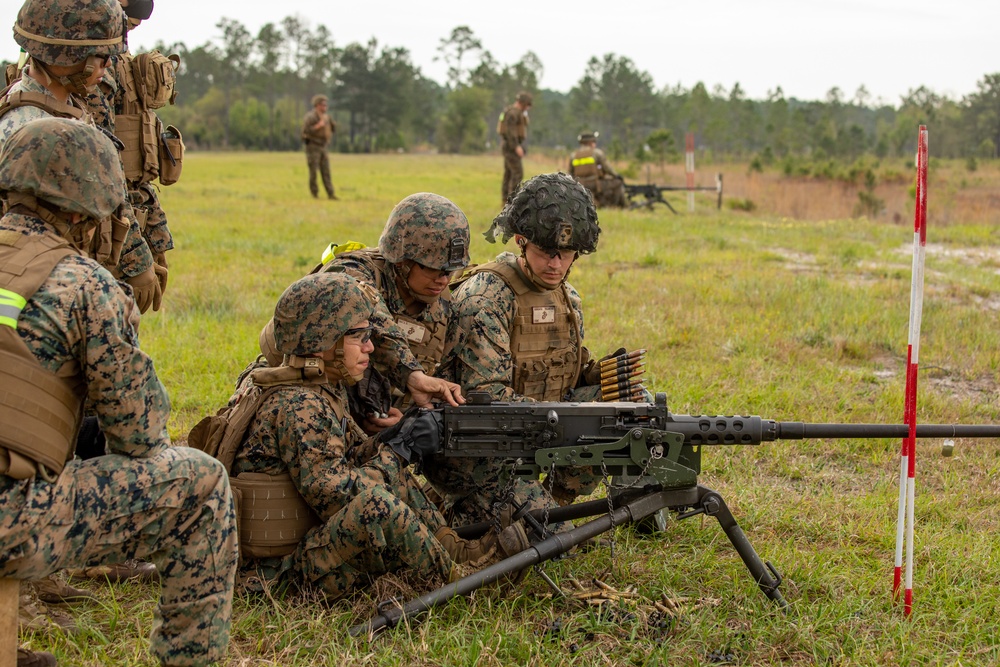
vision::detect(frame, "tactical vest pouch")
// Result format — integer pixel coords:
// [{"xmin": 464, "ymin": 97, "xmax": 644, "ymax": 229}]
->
[
  {"xmin": 114, "ymin": 112, "xmax": 159, "ymax": 183},
  {"xmin": 230, "ymin": 472, "xmax": 321, "ymax": 559},
  {"xmin": 0, "ymin": 348, "xmax": 79, "ymax": 480},
  {"xmin": 158, "ymin": 125, "xmax": 183, "ymax": 186},
  {"xmin": 130, "ymin": 51, "xmax": 179, "ymax": 109}
]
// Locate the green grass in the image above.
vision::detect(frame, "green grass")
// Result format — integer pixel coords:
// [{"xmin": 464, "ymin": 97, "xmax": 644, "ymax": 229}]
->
[{"xmin": 21, "ymin": 152, "xmax": 1000, "ymax": 665}]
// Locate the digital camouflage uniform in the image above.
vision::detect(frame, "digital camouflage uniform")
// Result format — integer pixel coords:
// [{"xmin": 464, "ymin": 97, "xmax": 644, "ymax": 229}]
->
[
  {"xmin": 0, "ymin": 118, "xmax": 237, "ymax": 667},
  {"xmin": 317, "ymin": 193, "xmax": 471, "ymax": 407},
  {"xmin": 232, "ymin": 382, "xmax": 454, "ymax": 598},
  {"xmin": 428, "ymin": 174, "xmax": 605, "ymax": 525},
  {"xmin": 84, "ymin": 54, "xmax": 175, "ymax": 275},
  {"xmin": 301, "ymin": 99, "xmax": 336, "ymax": 199},
  {"xmin": 2, "ymin": 0, "xmax": 159, "ymax": 311},
  {"xmin": 498, "ymin": 92, "xmax": 531, "ymax": 203},
  {"xmin": 0, "ymin": 74, "xmax": 155, "ymax": 290},
  {"xmin": 569, "ymin": 136, "xmax": 626, "ymax": 208},
  {"xmin": 232, "ymin": 273, "xmax": 502, "ymax": 598}
]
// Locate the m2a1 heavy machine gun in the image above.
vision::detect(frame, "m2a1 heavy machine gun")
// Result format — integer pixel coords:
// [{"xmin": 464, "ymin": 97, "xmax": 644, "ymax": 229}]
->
[
  {"xmin": 624, "ymin": 173, "xmax": 723, "ymax": 213},
  {"xmin": 350, "ymin": 392, "xmax": 1000, "ymax": 636}
]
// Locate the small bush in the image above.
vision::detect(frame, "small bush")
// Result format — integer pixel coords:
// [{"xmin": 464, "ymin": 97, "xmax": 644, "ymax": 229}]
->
[{"xmin": 727, "ymin": 198, "xmax": 756, "ymax": 212}]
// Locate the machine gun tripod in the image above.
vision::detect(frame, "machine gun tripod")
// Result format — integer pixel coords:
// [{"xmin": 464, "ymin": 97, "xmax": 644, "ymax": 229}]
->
[{"xmin": 624, "ymin": 173, "xmax": 723, "ymax": 213}]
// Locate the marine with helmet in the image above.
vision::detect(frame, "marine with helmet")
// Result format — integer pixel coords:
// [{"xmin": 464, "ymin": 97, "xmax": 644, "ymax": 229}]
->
[
  {"xmin": 221, "ymin": 272, "xmax": 527, "ymax": 599},
  {"xmin": 320, "ymin": 193, "xmax": 469, "ymax": 415},
  {"xmin": 569, "ymin": 130, "xmax": 626, "ymax": 208},
  {"xmin": 425, "ymin": 173, "xmax": 621, "ymax": 525},
  {"xmin": 0, "ymin": 118, "xmax": 237, "ymax": 667},
  {"xmin": 259, "ymin": 193, "xmax": 471, "ymax": 431},
  {"xmin": 83, "ymin": 0, "xmax": 178, "ymax": 310},
  {"xmin": 1, "ymin": 0, "xmax": 162, "ymax": 314}
]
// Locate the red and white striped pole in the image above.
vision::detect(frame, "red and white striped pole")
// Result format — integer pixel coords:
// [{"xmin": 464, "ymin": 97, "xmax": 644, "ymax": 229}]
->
[
  {"xmin": 894, "ymin": 125, "xmax": 927, "ymax": 616},
  {"xmin": 685, "ymin": 132, "xmax": 695, "ymax": 212}
]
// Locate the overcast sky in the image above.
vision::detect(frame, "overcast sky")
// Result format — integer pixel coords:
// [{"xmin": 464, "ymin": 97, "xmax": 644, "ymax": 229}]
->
[{"xmin": 32, "ymin": 0, "xmax": 1000, "ymax": 105}]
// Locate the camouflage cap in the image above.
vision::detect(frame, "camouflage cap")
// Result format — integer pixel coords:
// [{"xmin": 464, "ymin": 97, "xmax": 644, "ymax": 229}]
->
[
  {"xmin": 311, "ymin": 94, "xmax": 328, "ymax": 107},
  {"xmin": 379, "ymin": 193, "xmax": 470, "ymax": 271},
  {"xmin": 0, "ymin": 117, "xmax": 125, "ymax": 220},
  {"xmin": 516, "ymin": 91, "xmax": 533, "ymax": 106},
  {"xmin": 272, "ymin": 273, "xmax": 375, "ymax": 356},
  {"xmin": 578, "ymin": 131, "xmax": 599, "ymax": 142},
  {"xmin": 485, "ymin": 173, "xmax": 600, "ymax": 254},
  {"xmin": 14, "ymin": 0, "xmax": 127, "ymax": 66}
]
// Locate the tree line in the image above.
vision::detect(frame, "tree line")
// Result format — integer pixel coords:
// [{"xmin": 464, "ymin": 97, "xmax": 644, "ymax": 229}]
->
[{"xmin": 11, "ymin": 19, "xmax": 998, "ymax": 162}]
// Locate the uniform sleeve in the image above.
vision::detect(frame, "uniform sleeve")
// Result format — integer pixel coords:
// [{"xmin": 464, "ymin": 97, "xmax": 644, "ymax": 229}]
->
[
  {"xmin": 450, "ymin": 273, "xmax": 527, "ymax": 402},
  {"xmin": 70, "ymin": 265, "xmax": 170, "ymax": 457},
  {"xmin": 110, "ymin": 200, "xmax": 155, "ymax": 279},
  {"xmin": 267, "ymin": 392, "xmax": 381, "ymax": 521},
  {"xmin": 136, "ymin": 185, "xmax": 173, "ymax": 254}
]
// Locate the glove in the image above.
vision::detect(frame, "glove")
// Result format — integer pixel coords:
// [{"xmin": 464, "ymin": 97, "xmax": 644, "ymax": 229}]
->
[
  {"xmin": 378, "ymin": 407, "xmax": 443, "ymax": 464},
  {"xmin": 583, "ymin": 347, "xmax": 627, "ymax": 386},
  {"xmin": 152, "ymin": 263, "xmax": 168, "ymax": 303},
  {"xmin": 125, "ymin": 266, "xmax": 161, "ymax": 314}
]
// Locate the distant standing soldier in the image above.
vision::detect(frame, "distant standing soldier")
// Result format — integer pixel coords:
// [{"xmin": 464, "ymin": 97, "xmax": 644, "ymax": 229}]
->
[
  {"xmin": 301, "ymin": 94, "xmax": 338, "ymax": 200},
  {"xmin": 0, "ymin": 118, "xmax": 237, "ymax": 667},
  {"xmin": 569, "ymin": 131, "xmax": 626, "ymax": 208},
  {"xmin": 497, "ymin": 91, "xmax": 532, "ymax": 204}
]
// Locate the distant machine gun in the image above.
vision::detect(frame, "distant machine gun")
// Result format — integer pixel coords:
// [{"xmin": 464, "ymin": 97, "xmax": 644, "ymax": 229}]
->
[
  {"xmin": 624, "ymin": 173, "xmax": 723, "ymax": 213},
  {"xmin": 350, "ymin": 393, "xmax": 1000, "ymax": 636}
]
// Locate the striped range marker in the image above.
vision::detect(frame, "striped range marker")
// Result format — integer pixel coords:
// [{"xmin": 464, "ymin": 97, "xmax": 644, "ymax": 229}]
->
[{"xmin": 894, "ymin": 125, "xmax": 928, "ymax": 616}]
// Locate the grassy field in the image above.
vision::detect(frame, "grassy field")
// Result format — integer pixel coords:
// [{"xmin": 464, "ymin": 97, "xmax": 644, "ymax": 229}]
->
[{"xmin": 22, "ymin": 152, "xmax": 1000, "ymax": 665}]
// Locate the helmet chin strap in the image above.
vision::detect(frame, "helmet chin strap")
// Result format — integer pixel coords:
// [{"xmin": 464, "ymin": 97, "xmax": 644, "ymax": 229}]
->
[
  {"xmin": 5, "ymin": 193, "xmax": 105, "ymax": 261},
  {"xmin": 34, "ymin": 56, "xmax": 103, "ymax": 96},
  {"xmin": 328, "ymin": 338, "xmax": 363, "ymax": 386}
]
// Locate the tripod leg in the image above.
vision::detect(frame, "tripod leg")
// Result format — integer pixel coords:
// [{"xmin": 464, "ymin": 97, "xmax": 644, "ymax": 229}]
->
[{"xmin": 682, "ymin": 485, "xmax": 787, "ymax": 608}]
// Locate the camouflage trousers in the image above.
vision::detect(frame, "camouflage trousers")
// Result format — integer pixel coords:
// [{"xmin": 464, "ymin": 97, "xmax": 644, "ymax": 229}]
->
[
  {"xmin": 305, "ymin": 144, "xmax": 335, "ymax": 198},
  {"xmin": 259, "ymin": 447, "xmax": 452, "ymax": 600},
  {"xmin": 423, "ymin": 385, "xmax": 606, "ymax": 528},
  {"xmin": 0, "ymin": 447, "xmax": 238, "ymax": 667},
  {"xmin": 501, "ymin": 148, "xmax": 523, "ymax": 203}
]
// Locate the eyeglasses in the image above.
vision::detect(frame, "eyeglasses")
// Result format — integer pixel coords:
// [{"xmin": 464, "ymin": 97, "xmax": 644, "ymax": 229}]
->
[
  {"xmin": 527, "ymin": 243, "xmax": 577, "ymax": 262},
  {"xmin": 413, "ymin": 262, "xmax": 457, "ymax": 280},
  {"xmin": 344, "ymin": 326, "xmax": 373, "ymax": 344}
]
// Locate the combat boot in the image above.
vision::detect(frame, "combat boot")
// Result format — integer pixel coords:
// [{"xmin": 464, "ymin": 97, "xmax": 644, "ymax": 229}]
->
[
  {"xmin": 445, "ymin": 522, "xmax": 532, "ymax": 585},
  {"xmin": 68, "ymin": 559, "xmax": 158, "ymax": 585},
  {"xmin": 17, "ymin": 648, "xmax": 56, "ymax": 667},
  {"xmin": 32, "ymin": 575, "xmax": 95, "ymax": 604},
  {"xmin": 434, "ymin": 526, "xmax": 494, "ymax": 564}
]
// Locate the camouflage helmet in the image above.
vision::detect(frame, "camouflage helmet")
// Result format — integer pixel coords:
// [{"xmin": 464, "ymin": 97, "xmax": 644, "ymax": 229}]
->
[
  {"xmin": 379, "ymin": 193, "xmax": 471, "ymax": 271},
  {"xmin": 516, "ymin": 91, "xmax": 533, "ymax": 106},
  {"xmin": 13, "ymin": 0, "xmax": 127, "ymax": 66},
  {"xmin": 485, "ymin": 173, "xmax": 600, "ymax": 254},
  {"xmin": 272, "ymin": 273, "xmax": 374, "ymax": 356},
  {"xmin": 0, "ymin": 117, "xmax": 124, "ymax": 220}
]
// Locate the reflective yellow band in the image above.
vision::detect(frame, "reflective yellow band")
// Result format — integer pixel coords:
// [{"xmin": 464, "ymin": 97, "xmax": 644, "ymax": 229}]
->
[
  {"xmin": 320, "ymin": 240, "xmax": 367, "ymax": 265},
  {"xmin": 0, "ymin": 288, "xmax": 27, "ymax": 329},
  {"xmin": 572, "ymin": 157, "xmax": 596, "ymax": 167}
]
